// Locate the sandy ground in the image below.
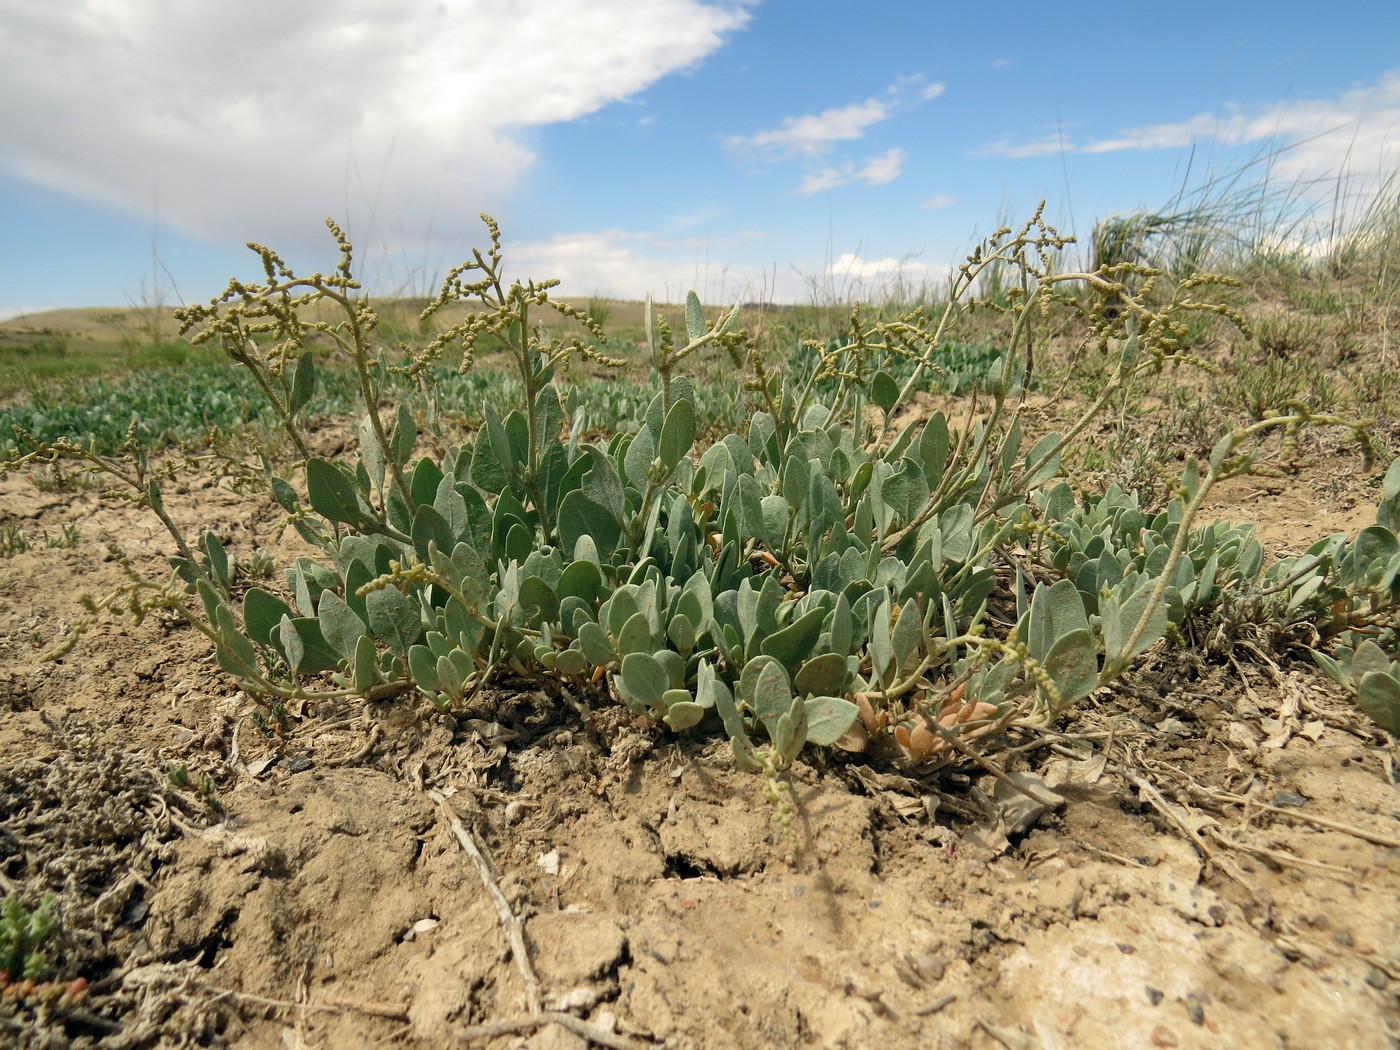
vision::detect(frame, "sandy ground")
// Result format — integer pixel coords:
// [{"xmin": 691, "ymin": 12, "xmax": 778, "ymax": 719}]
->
[{"xmin": 2, "ymin": 442, "xmax": 1398, "ymax": 1049}]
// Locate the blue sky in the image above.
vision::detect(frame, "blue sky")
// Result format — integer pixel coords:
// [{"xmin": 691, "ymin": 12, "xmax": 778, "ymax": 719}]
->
[{"xmin": 2, "ymin": 1, "xmax": 1398, "ymax": 319}]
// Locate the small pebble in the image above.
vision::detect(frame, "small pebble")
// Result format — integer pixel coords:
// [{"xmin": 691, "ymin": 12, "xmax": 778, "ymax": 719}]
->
[
  {"xmin": 1365, "ymin": 968, "xmax": 1388, "ymax": 990},
  {"xmin": 1150, "ymin": 1023, "xmax": 1178, "ymax": 1047},
  {"xmin": 1146, "ymin": 986, "xmax": 1164, "ymax": 1005}
]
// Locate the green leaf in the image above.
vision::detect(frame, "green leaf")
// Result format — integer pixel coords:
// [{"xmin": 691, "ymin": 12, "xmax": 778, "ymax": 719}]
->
[
  {"xmin": 358, "ymin": 414, "xmax": 386, "ymax": 499},
  {"xmin": 869, "ymin": 592, "xmax": 893, "ymax": 685},
  {"xmin": 558, "ymin": 559, "xmax": 605, "ymax": 606},
  {"xmin": 739, "ymin": 654, "xmax": 793, "ymax": 726},
  {"xmin": 794, "ymin": 652, "xmax": 849, "ymax": 698},
  {"xmin": 659, "ymin": 397, "xmax": 696, "ymax": 473},
  {"xmin": 619, "ymin": 652, "xmax": 666, "ymax": 713},
  {"xmin": 1101, "ymin": 583, "xmax": 1169, "ymax": 666},
  {"xmin": 1028, "ymin": 578, "xmax": 1090, "ymax": 665},
  {"xmin": 705, "ymin": 662, "xmax": 759, "ymax": 768},
  {"xmin": 1351, "ymin": 640, "xmax": 1392, "ymax": 683},
  {"xmin": 771, "ymin": 703, "xmax": 803, "ymax": 762},
  {"xmin": 307, "ymin": 458, "xmax": 365, "ymax": 527},
  {"xmin": 869, "ymin": 370, "xmax": 899, "ymax": 413},
  {"xmin": 317, "ymin": 591, "xmax": 370, "ymax": 662},
  {"xmin": 470, "ymin": 435, "xmax": 511, "ymax": 494},
  {"xmin": 558, "ymin": 490, "xmax": 623, "ymax": 558},
  {"xmin": 684, "ymin": 290, "xmax": 705, "ymax": 343},
  {"xmin": 244, "ymin": 587, "xmax": 294, "ymax": 646},
  {"xmin": 352, "ymin": 633, "xmax": 380, "ymax": 693},
  {"xmin": 1041, "ymin": 628, "xmax": 1098, "ymax": 708},
  {"xmin": 1379, "ymin": 457, "xmax": 1400, "ymax": 533},
  {"xmin": 1021, "ymin": 432, "xmax": 1062, "ymax": 489},
  {"xmin": 717, "ymin": 299, "xmax": 742, "ymax": 336},
  {"xmin": 213, "ymin": 605, "xmax": 260, "ymax": 680},
  {"xmin": 760, "ymin": 494, "xmax": 789, "ymax": 551},
  {"xmin": 803, "ymin": 695, "xmax": 859, "ymax": 746},
  {"xmin": 625, "ymin": 427, "xmax": 656, "ymax": 491},
  {"xmin": 483, "ymin": 401, "xmax": 518, "ymax": 478},
  {"xmin": 203, "ymin": 531, "xmax": 231, "ymax": 587},
  {"xmin": 616, "ymin": 610, "xmax": 653, "ymax": 657},
  {"xmin": 390, "ymin": 404, "xmax": 416, "ymax": 468},
  {"xmin": 1356, "ymin": 671, "xmax": 1400, "ymax": 736},
  {"xmin": 667, "ymin": 612, "xmax": 696, "ymax": 654},
  {"xmin": 276, "ymin": 616, "xmax": 340, "ymax": 675},
  {"xmin": 890, "ymin": 597, "xmax": 922, "ymax": 676},
  {"xmin": 759, "ymin": 605, "xmax": 827, "ymax": 674},
  {"xmin": 664, "ymin": 699, "xmax": 707, "ymax": 731},
  {"xmin": 737, "ymin": 473, "xmax": 765, "ymax": 544},
  {"xmin": 578, "ymin": 621, "xmax": 614, "ymax": 666},
  {"xmin": 554, "ymin": 648, "xmax": 589, "ymax": 677},
  {"xmin": 580, "ymin": 445, "xmax": 626, "ymax": 521},
  {"xmin": 366, "ymin": 584, "xmax": 420, "ymax": 655},
  {"xmin": 289, "ymin": 352, "xmax": 317, "ymax": 415}
]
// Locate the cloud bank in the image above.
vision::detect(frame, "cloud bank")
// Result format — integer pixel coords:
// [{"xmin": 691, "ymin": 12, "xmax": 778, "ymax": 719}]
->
[
  {"xmin": 0, "ymin": 0, "xmax": 751, "ymax": 251},
  {"xmin": 981, "ymin": 71, "xmax": 1400, "ymax": 195}
]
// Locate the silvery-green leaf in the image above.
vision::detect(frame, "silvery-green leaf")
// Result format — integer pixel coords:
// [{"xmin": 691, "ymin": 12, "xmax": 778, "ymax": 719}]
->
[
  {"xmin": 624, "ymin": 427, "xmax": 655, "ymax": 490},
  {"xmin": 659, "ymin": 397, "xmax": 696, "ymax": 473},
  {"xmin": 1356, "ymin": 671, "xmax": 1400, "ymax": 736},
  {"xmin": 717, "ymin": 299, "xmax": 742, "ymax": 336},
  {"xmin": 358, "ymin": 414, "xmax": 385, "ymax": 499},
  {"xmin": 664, "ymin": 698, "xmax": 707, "ymax": 731},
  {"xmin": 760, "ymin": 605, "xmax": 827, "ymax": 674},
  {"xmin": 289, "ymin": 351, "xmax": 317, "ymax": 414},
  {"xmin": 408, "ymin": 644, "xmax": 440, "ymax": 690},
  {"xmin": 869, "ymin": 370, "xmax": 899, "ymax": 413},
  {"xmin": 1028, "ymin": 578, "xmax": 1089, "ymax": 665},
  {"xmin": 891, "ymin": 597, "xmax": 922, "ymax": 677},
  {"xmin": 352, "ymin": 634, "xmax": 379, "ymax": 693},
  {"xmin": 390, "ymin": 403, "xmax": 416, "ymax": 468},
  {"xmin": 1021, "ymin": 432, "xmax": 1062, "ymax": 489},
  {"xmin": 737, "ymin": 654, "xmax": 792, "ymax": 724},
  {"xmin": 803, "ymin": 695, "xmax": 859, "ymax": 746},
  {"xmin": 307, "ymin": 457, "xmax": 365, "ymax": 527},
  {"xmin": 244, "ymin": 587, "xmax": 293, "ymax": 646},
  {"xmin": 554, "ymin": 648, "xmax": 589, "ymax": 677},
  {"xmin": 616, "ymin": 610, "xmax": 653, "ymax": 656},
  {"xmin": 1042, "ymin": 628, "xmax": 1097, "ymax": 708},
  {"xmin": 1351, "ymin": 640, "xmax": 1393, "ymax": 684},
  {"xmin": 366, "ymin": 584, "xmax": 420, "ymax": 655},
  {"xmin": 794, "ymin": 652, "xmax": 849, "ymax": 698},
  {"xmin": 760, "ymin": 494, "xmax": 789, "ymax": 552},
  {"xmin": 618, "ymin": 652, "xmax": 665, "ymax": 712},
  {"xmin": 684, "ymin": 290, "xmax": 706, "ymax": 343},
  {"xmin": 578, "ymin": 621, "xmax": 614, "ymax": 665},
  {"xmin": 667, "ymin": 612, "xmax": 696, "ymax": 654},
  {"xmin": 557, "ymin": 490, "xmax": 622, "ymax": 558}
]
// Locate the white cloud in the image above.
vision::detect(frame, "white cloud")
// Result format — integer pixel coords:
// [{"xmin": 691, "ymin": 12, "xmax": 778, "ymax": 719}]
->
[
  {"xmin": 0, "ymin": 0, "xmax": 751, "ymax": 251},
  {"xmin": 821, "ymin": 251, "xmax": 946, "ymax": 298},
  {"xmin": 725, "ymin": 75, "xmax": 943, "ymax": 166},
  {"xmin": 795, "ymin": 149, "xmax": 905, "ymax": 195},
  {"xmin": 982, "ymin": 71, "xmax": 1400, "ymax": 197},
  {"xmin": 830, "ymin": 252, "xmax": 910, "ymax": 279},
  {"xmin": 920, "ymin": 193, "xmax": 957, "ymax": 209},
  {"xmin": 725, "ymin": 100, "xmax": 889, "ymax": 158},
  {"xmin": 510, "ymin": 227, "xmax": 776, "ymax": 304},
  {"xmin": 978, "ymin": 136, "xmax": 1070, "ymax": 159}
]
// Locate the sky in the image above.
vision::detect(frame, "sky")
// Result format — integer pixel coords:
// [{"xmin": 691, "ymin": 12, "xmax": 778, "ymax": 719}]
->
[{"xmin": 2, "ymin": 1, "xmax": 1399, "ymax": 320}]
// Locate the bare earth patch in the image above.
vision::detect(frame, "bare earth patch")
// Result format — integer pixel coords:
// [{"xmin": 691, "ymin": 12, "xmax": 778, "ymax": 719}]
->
[{"xmin": 2, "ymin": 458, "xmax": 1397, "ymax": 1049}]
